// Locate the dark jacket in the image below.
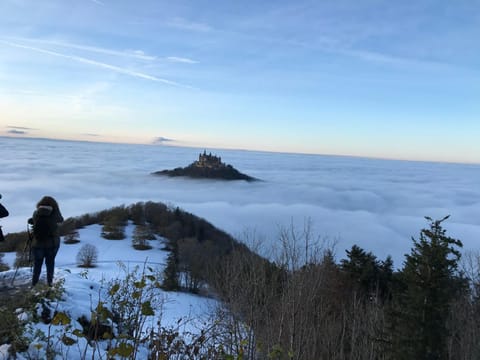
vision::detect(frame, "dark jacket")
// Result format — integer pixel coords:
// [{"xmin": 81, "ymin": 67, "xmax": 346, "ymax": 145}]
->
[
  {"xmin": 29, "ymin": 205, "xmax": 64, "ymax": 248},
  {"xmin": 0, "ymin": 203, "xmax": 8, "ymax": 218}
]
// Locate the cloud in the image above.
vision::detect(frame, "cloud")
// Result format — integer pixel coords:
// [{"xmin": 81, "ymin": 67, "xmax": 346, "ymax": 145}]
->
[
  {"xmin": 166, "ymin": 56, "xmax": 198, "ymax": 64},
  {"xmin": 5, "ymin": 125, "xmax": 36, "ymax": 135},
  {"xmin": 0, "ymin": 39, "xmax": 189, "ymax": 87},
  {"xmin": 7, "ymin": 129, "xmax": 27, "ymax": 135},
  {"xmin": 5, "ymin": 37, "xmax": 158, "ymax": 61},
  {"xmin": 336, "ymin": 48, "xmax": 456, "ymax": 71},
  {"xmin": 167, "ymin": 17, "xmax": 212, "ymax": 32},
  {"xmin": 152, "ymin": 137, "xmax": 174, "ymax": 145},
  {"xmin": 2, "ymin": 137, "xmax": 479, "ymax": 270},
  {"xmin": 7, "ymin": 125, "xmax": 34, "ymax": 130}
]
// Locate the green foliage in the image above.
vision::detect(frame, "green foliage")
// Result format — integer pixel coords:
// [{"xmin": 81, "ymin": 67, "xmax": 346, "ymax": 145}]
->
[
  {"xmin": 341, "ymin": 245, "xmax": 393, "ymax": 300},
  {"xmin": 390, "ymin": 216, "xmax": 466, "ymax": 359},
  {"xmin": 108, "ymin": 341, "xmax": 134, "ymax": 357},
  {"xmin": 0, "ymin": 280, "xmax": 67, "ymax": 358},
  {"xmin": 162, "ymin": 239, "xmax": 180, "ymax": 291},
  {"xmin": 107, "ymin": 262, "xmax": 162, "ymax": 339},
  {"xmin": 0, "ymin": 295, "xmax": 29, "ymax": 353},
  {"xmin": 51, "ymin": 312, "xmax": 71, "ymax": 326}
]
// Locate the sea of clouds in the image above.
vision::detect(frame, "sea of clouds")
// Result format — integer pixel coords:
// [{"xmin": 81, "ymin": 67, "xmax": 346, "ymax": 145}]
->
[{"xmin": 2, "ymin": 136, "xmax": 480, "ymax": 268}]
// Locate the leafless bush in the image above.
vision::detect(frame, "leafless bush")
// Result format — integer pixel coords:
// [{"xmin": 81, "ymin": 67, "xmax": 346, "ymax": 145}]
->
[
  {"xmin": 76, "ymin": 244, "xmax": 98, "ymax": 268},
  {"xmin": 63, "ymin": 230, "xmax": 80, "ymax": 244},
  {"xmin": 210, "ymin": 220, "xmax": 390, "ymax": 359}
]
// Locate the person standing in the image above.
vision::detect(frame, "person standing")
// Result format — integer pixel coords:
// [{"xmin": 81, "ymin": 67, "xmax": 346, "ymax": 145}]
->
[
  {"xmin": 0, "ymin": 194, "xmax": 8, "ymax": 242},
  {"xmin": 28, "ymin": 196, "xmax": 64, "ymax": 287}
]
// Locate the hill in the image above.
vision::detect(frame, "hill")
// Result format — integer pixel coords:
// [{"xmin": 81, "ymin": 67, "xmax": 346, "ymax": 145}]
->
[
  {"xmin": 152, "ymin": 150, "xmax": 258, "ymax": 181},
  {"xmin": 0, "ymin": 203, "xmax": 477, "ymax": 359},
  {"xmin": 0, "ymin": 201, "xmax": 266, "ymax": 359}
]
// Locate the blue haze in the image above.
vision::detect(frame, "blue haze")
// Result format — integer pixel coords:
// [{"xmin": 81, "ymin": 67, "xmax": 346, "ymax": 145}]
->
[{"xmin": 1, "ymin": 137, "xmax": 480, "ymax": 268}]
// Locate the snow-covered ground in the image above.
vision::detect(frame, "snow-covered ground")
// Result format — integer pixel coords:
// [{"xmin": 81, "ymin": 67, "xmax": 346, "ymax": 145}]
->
[{"xmin": 0, "ymin": 222, "xmax": 218, "ymax": 359}]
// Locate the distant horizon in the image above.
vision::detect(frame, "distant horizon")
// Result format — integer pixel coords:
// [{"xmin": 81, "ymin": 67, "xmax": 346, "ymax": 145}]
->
[{"xmin": 2, "ymin": 134, "xmax": 479, "ymax": 167}]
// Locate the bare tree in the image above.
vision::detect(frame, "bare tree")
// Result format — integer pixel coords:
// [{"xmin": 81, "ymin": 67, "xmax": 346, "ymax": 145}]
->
[{"xmin": 76, "ymin": 244, "xmax": 98, "ymax": 268}]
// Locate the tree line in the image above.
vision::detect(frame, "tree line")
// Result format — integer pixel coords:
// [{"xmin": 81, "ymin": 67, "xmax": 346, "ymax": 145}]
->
[{"xmin": 1, "ymin": 202, "xmax": 479, "ymax": 359}]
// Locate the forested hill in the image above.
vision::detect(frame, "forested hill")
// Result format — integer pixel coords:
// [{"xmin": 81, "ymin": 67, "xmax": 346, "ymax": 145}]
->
[
  {"xmin": 152, "ymin": 151, "xmax": 257, "ymax": 181},
  {"xmin": 153, "ymin": 163, "xmax": 257, "ymax": 181},
  {"xmin": 0, "ymin": 203, "xmax": 477, "ymax": 359}
]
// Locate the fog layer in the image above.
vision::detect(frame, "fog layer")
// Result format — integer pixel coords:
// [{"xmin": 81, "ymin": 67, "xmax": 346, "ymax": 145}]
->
[{"xmin": 2, "ymin": 137, "xmax": 479, "ymax": 267}]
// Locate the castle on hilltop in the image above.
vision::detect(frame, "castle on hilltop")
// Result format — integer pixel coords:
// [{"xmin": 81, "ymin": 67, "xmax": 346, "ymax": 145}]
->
[
  {"xmin": 195, "ymin": 150, "xmax": 224, "ymax": 168},
  {"xmin": 153, "ymin": 149, "xmax": 256, "ymax": 181}
]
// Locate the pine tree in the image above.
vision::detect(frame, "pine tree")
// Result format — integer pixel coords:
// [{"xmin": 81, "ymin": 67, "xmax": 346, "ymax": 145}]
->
[
  {"xmin": 341, "ymin": 244, "xmax": 393, "ymax": 298},
  {"xmin": 391, "ymin": 216, "xmax": 465, "ymax": 359},
  {"xmin": 162, "ymin": 239, "xmax": 180, "ymax": 291}
]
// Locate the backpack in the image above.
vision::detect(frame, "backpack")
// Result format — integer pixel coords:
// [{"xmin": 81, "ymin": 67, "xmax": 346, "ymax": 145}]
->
[
  {"xmin": 0, "ymin": 203, "xmax": 8, "ymax": 218},
  {"xmin": 33, "ymin": 214, "xmax": 57, "ymax": 243}
]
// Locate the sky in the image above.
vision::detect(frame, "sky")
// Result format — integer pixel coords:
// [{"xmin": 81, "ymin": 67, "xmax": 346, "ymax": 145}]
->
[
  {"xmin": 0, "ymin": 0, "xmax": 479, "ymax": 163},
  {"xmin": 2, "ymin": 137, "xmax": 480, "ymax": 269},
  {"xmin": 0, "ymin": 223, "xmax": 217, "ymax": 359}
]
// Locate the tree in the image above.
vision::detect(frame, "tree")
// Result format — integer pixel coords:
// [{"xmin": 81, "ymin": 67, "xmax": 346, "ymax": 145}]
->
[
  {"xmin": 76, "ymin": 244, "xmax": 99, "ymax": 268},
  {"xmin": 0, "ymin": 253, "xmax": 9, "ymax": 271},
  {"xmin": 341, "ymin": 245, "xmax": 380, "ymax": 294},
  {"xmin": 341, "ymin": 245, "xmax": 393, "ymax": 301},
  {"xmin": 132, "ymin": 223, "xmax": 154, "ymax": 250},
  {"xmin": 162, "ymin": 239, "xmax": 179, "ymax": 291},
  {"xmin": 391, "ymin": 216, "xmax": 465, "ymax": 359},
  {"xmin": 128, "ymin": 202, "xmax": 146, "ymax": 225},
  {"xmin": 101, "ymin": 215, "xmax": 125, "ymax": 240}
]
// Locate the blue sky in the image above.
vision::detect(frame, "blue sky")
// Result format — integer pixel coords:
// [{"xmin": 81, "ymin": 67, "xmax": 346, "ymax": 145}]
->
[{"xmin": 1, "ymin": 0, "xmax": 479, "ymax": 163}]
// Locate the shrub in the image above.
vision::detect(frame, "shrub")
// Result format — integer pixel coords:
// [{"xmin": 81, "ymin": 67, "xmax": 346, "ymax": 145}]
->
[
  {"xmin": 64, "ymin": 230, "xmax": 81, "ymax": 244},
  {"xmin": 101, "ymin": 216, "xmax": 125, "ymax": 240},
  {"xmin": 0, "ymin": 253, "xmax": 9, "ymax": 271},
  {"xmin": 0, "ymin": 232, "xmax": 29, "ymax": 253},
  {"xmin": 76, "ymin": 244, "xmax": 98, "ymax": 268},
  {"xmin": 132, "ymin": 224, "xmax": 154, "ymax": 250}
]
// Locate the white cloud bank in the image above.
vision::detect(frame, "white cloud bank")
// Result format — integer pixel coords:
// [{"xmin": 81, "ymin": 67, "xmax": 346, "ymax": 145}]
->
[{"xmin": 1, "ymin": 137, "xmax": 479, "ymax": 268}]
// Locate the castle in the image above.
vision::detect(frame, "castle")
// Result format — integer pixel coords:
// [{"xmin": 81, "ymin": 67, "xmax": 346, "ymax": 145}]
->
[
  {"xmin": 195, "ymin": 150, "xmax": 224, "ymax": 168},
  {"xmin": 153, "ymin": 149, "xmax": 256, "ymax": 181}
]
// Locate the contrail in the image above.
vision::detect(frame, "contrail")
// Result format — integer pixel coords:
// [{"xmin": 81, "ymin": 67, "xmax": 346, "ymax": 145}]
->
[{"xmin": 0, "ymin": 39, "xmax": 191, "ymax": 88}]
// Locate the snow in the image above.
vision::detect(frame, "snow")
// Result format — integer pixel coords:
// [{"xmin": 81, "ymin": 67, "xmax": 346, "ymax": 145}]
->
[{"xmin": 0, "ymin": 222, "xmax": 217, "ymax": 359}]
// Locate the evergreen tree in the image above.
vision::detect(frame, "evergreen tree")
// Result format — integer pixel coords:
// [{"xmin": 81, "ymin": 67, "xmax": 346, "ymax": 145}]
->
[
  {"xmin": 341, "ymin": 244, "xmax": 392, "ymax": 298},
  {"xmin": 162, "ymin": 239, "xmax": 180, "ymax": 291},
  {"xmin": 391, "ymin": 216, "xmax": 465, "ymax": 359}
]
